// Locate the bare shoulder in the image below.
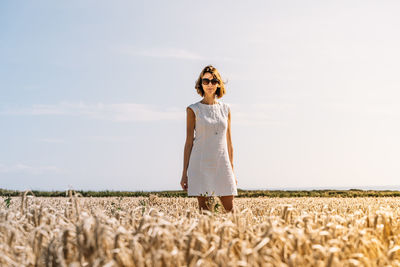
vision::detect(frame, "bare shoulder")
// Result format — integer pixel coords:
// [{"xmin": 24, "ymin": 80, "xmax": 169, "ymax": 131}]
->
[
  {"xmin": 186, "ymin": 106, "xmax": 195, "ymax": 116},
  {"xmin": 186, "ymin": 105, "xmax": 196, "ymax": 124},
  {"xmin": 224, "ymin": 103, "xmax": 231, "ymax": 117}
]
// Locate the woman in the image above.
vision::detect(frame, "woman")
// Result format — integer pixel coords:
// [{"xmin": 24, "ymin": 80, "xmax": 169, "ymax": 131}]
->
[{"xmin": 180, "ymin": 65, "xmax": 238, "ymax": 213}]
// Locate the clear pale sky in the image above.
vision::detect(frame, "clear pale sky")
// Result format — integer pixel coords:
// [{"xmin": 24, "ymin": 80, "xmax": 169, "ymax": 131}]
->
[{"xmin": 1, "ymin": 1, "xmax": 400, "ymax": 191}]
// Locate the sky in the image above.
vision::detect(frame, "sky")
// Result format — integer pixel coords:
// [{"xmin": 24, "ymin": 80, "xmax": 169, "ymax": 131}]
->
[{"xmin": 1, "ymin": 0, "xmax": 400, "ymax": 191}]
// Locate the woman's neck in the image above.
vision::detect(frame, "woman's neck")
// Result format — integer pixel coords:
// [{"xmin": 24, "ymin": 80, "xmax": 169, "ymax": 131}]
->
[{"xmin": 201, "ymin": 96, "xmax": 216, "ymax": 105}]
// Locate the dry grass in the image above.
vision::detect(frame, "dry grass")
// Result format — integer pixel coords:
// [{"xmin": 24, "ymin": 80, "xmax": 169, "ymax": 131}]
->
[{"xmin": 2, "ymin": 192, "xmax": 400, "ymax": 266}]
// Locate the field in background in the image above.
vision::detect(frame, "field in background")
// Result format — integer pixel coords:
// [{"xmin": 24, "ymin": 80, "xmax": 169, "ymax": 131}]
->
[
  {"xmin": 2, "ymin": 192, "xmax": 400, "ymax": 266},
  {"xmin": 3, "ymin": 188, "xmax": 400, "ymax": 197}
]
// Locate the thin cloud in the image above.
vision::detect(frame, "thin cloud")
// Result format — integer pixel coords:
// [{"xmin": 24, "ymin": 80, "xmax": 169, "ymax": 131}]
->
[
  {"xmin": 1, "ymin": 101, "xmax": 298, "ymax": 125},
  {"xmin": 1, "ymin": 101, "xmax": 184, "ymax": 122},
  {"xmin": 113, "ymin": 45, "xmax": 235, "ymax": 62},
  {"xmin": 37, "ymin": 138, "xmax": 65, "ymax": 144},
  {"xmin": 13, "ymin": 99, "xmax": 394, "ymax": 126},
  {"xmin": 116, "ymin": 45, "xmax": 205, "ymax": 60},
  {"xmin": 84, "ymin": 135, "xmax": 135, "ymax": 143},
  {"xmin": 3, "ymin": 104, "xmax": 68, "ymax": 115},
  {"xmin": 0, "ymin": 163, "xmax": 60, "ymax": 175}
]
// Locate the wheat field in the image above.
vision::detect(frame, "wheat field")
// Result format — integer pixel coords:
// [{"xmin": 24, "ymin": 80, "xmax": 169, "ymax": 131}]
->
[{"xmin": 2, "ymin": 192, "xmax": 400, "ymax": 266}]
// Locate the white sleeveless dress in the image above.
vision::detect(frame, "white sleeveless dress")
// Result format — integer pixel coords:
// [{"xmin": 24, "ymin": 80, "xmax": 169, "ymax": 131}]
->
[{"xmin": 186, "ymin": 100, "xmax": 238, "ymax": 197}]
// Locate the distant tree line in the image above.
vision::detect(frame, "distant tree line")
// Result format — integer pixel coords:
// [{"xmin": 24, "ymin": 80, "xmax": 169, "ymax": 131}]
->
[{"xmin": 2, "ymin": 188, "xmax": 400, "ymax": 198}]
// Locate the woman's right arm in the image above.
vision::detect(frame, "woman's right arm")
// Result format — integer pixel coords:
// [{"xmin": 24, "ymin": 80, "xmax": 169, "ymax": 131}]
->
[{"xmin": 182, "ymin": 107, "xmax": 195, "ymax": 176}]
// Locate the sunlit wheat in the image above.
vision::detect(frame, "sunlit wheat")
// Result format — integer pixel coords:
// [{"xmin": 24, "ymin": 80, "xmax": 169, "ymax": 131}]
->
[{"xmin": 1, "ymin": 192, "xmax": 400, "ymax": 266}]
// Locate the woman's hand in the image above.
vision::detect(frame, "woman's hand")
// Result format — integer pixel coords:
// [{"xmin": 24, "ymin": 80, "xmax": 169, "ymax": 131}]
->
[
  {"xmin": 180, "ymin": 174, "xmax": 188, "ymax": 191},
  {"xmin": 233, "ymin": 171, "xmax": 237, "ymax": 185}
]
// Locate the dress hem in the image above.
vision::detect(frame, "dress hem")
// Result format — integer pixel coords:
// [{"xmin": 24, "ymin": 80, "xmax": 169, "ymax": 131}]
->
[{"xmin": 187, "ymin": 193, "xmax": 238, "ymax": 197}]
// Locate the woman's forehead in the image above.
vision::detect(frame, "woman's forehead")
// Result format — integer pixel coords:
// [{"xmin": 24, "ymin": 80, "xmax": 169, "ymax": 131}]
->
[{"xmin": 202, "ymin": 72, "xmax": 214, "ymax": 78}]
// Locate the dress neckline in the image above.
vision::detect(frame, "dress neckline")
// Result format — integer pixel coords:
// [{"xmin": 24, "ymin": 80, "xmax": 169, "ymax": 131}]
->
[{"xmin": 198, "ymin": 101, "xmax": 220, "ymax": 107}]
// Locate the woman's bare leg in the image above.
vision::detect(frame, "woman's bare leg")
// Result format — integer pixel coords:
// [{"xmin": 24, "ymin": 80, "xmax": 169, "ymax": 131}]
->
[
  {"xmin": 219, "ymin": 195, "xmax": 234, "ymax": 212},
  {"xmin": 197, "ymin": 196, "xmax": 211, "ymax": 212}
]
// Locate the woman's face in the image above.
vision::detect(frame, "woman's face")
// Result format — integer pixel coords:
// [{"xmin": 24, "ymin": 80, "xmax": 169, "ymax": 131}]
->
[{"xmin": 201, "ymin": 72, "xmax": 218, "ymax": 97}]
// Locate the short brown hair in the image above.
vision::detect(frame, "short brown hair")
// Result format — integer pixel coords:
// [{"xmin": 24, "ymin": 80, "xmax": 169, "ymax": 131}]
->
[{"xmin": 195, "ymin": 65, "xmax": 226, "ymax": 99}]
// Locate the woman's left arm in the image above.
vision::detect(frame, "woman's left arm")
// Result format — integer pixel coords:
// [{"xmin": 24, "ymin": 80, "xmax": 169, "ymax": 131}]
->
[
  {"xmin": 227, "ymin": 108, "xmax": 237, "ymax": 185},
  {"xmin": 226, "ymin": 108, "xmax": 234, "ymax": 172}
]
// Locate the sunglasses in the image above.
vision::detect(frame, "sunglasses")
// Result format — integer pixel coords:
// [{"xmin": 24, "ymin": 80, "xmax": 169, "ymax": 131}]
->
[{"xmin": 202, "ymin": 78, "xmax": 219, "ymax": 85}]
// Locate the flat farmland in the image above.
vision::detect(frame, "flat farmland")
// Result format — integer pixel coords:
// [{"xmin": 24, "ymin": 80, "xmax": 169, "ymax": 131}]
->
[{"xmin": 1, "ymin": 195, "xmax": 400, "ymax": 266}]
